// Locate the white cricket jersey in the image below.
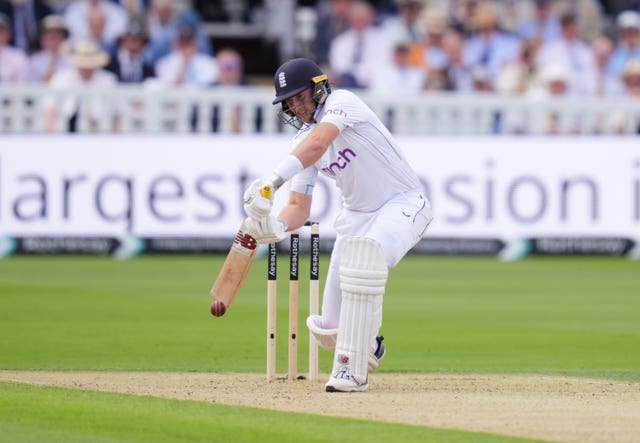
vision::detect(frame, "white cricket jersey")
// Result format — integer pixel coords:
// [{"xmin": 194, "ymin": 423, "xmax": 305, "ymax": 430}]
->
[{"xmin": 290, "ymin": 89, "xmax": 421, "ymax": 212}]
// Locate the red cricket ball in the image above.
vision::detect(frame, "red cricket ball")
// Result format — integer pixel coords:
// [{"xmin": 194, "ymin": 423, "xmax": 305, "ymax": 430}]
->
[{"xmin": 210, "ymin": 300, "xmax": 227, "ymax": 317}]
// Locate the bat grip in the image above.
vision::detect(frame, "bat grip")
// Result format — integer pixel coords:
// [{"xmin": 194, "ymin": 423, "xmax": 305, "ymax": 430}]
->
[{"xmin": 260, "ymin": 185, "xmax": 273, "ymax": 199}]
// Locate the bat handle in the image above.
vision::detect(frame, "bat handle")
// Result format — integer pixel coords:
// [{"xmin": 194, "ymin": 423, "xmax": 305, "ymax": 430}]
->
[{"xmin": 260, "ymin": 185, "xmax": 273, "ymax": 199}]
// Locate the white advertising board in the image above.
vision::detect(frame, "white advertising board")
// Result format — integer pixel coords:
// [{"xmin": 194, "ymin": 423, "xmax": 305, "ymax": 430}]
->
[{"xmin": 0, "ymin": 135, "xmax": 638, "ymax": 252}]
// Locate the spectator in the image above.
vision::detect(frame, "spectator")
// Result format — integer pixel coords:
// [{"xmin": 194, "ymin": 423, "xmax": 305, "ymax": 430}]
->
[
  {"xmin": 591, "ymin": 35, "xmax": 619, "ymax": 97},
  {"xmin": 588, "ymin": 34, "xmax": 621, "ymax": 133},
  {"xmin": 408, "ymin": 7, "xmax": 449, "ymax": 71},
  {"xmin": 145, "ymin": 0, "xmax": 174, "ymax": 63},
  {"xmin": 371, "ymin": 38, "xmax": 426, "ymax": 95},
  {"xmin": 313, "ymin": 0, "xmax": 353, "ymax": 68},
  {"xmin": 43, "ymin": 39, "xmax": 118, "ymax": 132},
  {"xmin": 621, "ymin": 58, "xmax": 640, "ymax": 96},
  {"xmin": 495, "ymin": 0, "xmax": 536, "ymax": 34},
  {"xmin": 444, "ymin": 0, "xmax": 495, "ymax": 36},
  {"xmin": 463, "ymin": 5, "xmax": 521, "ymax": 87},
  {"xmin": 115, "ymin": 0, "xmax": 146, "ymax": 16},
  {"xmin": 611, "ymin": 59, "xmax": 640, "ymax": 133},
  {"xmin": 212, "ymin": 47, "xmax": 261, "ymax": 133},
  {"xmin": 526, "ymin": 63, "xmax": 579, "ymax": 134},
  {"xmin": 154, "ymin": 15, "xmax": 217, "ymax": 88},
  {"xmin": 105, "ymin": 14, "xmax": 154, "ymax": 83},
  {"xmin": 86, "ymin": 5, "xmax": 111, "ymax": 51},
  {"xmin": 516, "ymin": 0, "xmax": 561, "ymax": 44},
  {"xmin": 145, "ymin": 6, "xmax": 212, "ymax": 66},
  {"xmin": 0, "ymin": 0, "xmax": 52, "ymax": 53},
  {"xmin": 28, "ymin": 14, "xmax": 71, "ymax": 83},
  {"xmin": 535, "ymin": 63, "xmax": 570, "ymax": 98},
  {"xmin": 440, "ymin": 29, "xmax": 472, "ymax": 91},
  {"xmin": 607, "ymin": 10, "xmax": 640, "ymax": 79},
  {"xmin": 147, "ymin": 0, "xmax": 171, "ymax": 39},
  {"xmin": 573, "ymin": 0, "xmax": 606, "ymax": 42},
  {"xmin": 536, "ymin": 11, "xmax": 597, "ymax": 97},
  {"xmin": 0, "ymin": 12, "xmax": 28, "ymax": 83},
  {"xmin": 496, "ymin": 38, "xmax": 540, "ymax": 95},
  {"xmin": 63, "ymin": 0, "xmax": 128, "ymax": 49},
  {"xmin": 470, "ymin": 64, "xmax": 493, "ymax": 92},
  {"xmin": 541, "ymin": 63, "xmax": 570, "ymax": 88},
  {"xmin": 213, "ymin": 47, "xmax": 246, "ymax": 86},
  {"xmin": 329, "ymin": 0, "xmax": 392, "ymax": 88},
  {"xmin": 381, "ymin": 0, "xmax": 426, "ymax": 45}
]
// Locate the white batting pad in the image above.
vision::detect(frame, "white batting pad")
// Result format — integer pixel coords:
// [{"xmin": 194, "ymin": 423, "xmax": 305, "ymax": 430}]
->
[
  {"xmin": 330, "ymin": 237, "xmax": 388, "ymax": 387},
  {"xmin": 306, "ymin": 315, "xmax": 338, "ymax": 351}
]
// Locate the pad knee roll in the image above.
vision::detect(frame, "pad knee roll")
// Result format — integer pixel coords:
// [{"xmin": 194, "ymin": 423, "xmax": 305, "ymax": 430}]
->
[{"xmin": 339, "ymin": 237, "xmax": 388, "ymax": 295}]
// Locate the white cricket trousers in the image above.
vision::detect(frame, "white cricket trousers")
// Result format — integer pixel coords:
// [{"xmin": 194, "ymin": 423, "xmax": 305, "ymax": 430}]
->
[{"xmin": 320, "ymin": 189, "xmax": 432, "ymax": 329}]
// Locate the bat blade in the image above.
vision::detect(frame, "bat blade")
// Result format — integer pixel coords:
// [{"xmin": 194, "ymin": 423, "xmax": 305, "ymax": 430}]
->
[
  {"xmin": 210, "ymin": 227, "xmax": 259, "ymax": 312},
  {"xmin": 211, "ymin": 185, "xmax": 273, "ymax": 314}
]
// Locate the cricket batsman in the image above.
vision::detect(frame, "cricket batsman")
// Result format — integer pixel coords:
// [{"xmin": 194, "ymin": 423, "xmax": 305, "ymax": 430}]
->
[{"xmin": 242, "ymin": 58, "xmax": 433, "ymax": 392}]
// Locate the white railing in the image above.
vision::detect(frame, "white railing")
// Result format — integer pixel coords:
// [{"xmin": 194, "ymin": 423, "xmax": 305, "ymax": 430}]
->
[{"xmin": 1, "ymin": 84, "xmax": 640, "ymax": 135}]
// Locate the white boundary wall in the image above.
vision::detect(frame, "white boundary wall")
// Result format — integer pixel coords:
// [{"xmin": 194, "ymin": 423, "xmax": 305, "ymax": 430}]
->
[{"xmin": 2, "ymin": 85, "xmax": 640, "ymax": 135}]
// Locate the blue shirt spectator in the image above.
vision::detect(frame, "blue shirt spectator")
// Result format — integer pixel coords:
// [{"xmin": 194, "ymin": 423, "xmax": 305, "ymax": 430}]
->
[
  {"xmin": 463, "ymin": 6, "xmax": 521, "ymax": 87},
  {"xmin": 607, "ymin": 10, "xmax": 640, "ymax": 78},
  {"xmin": 145, "ymin": 8, "xmax": 211, "ymax": 66},
  {"xmin": 516, "ymin": 0, "xmax": 561, "ymax": 43}
]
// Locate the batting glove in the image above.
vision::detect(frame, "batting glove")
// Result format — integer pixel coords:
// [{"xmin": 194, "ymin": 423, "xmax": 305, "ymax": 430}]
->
[
  {"xmin": 243, "ymin": 216, "xmax": 287, "ymax": 245},
  {"xmin": 243, "ymin": 178, "xmax": 273, "ymax": 221}
]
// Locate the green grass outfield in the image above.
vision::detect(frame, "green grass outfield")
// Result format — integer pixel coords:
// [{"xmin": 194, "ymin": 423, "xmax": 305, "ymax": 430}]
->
[{"xmin": 0, "ymin": 255, "xmax": 638, "ymax": 442}]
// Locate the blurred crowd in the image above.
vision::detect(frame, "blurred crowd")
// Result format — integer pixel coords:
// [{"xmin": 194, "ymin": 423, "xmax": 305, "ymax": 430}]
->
[
  {"xmin": 0, "ymin": 0, "xmax": 240, "ymax": 88},
  {"xmin": 313, "ymin": 0, "xmax": 640, "ymax": 102},
  {"xmin": 0, "ymin": 0, "xmax": 639, "ymax": 133}
]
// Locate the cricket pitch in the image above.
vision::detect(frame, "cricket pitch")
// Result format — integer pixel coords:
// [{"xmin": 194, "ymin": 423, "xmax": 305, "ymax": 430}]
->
[{"xmin": 1, "ymin": 371, "xmax": 638, "ymax": 443}]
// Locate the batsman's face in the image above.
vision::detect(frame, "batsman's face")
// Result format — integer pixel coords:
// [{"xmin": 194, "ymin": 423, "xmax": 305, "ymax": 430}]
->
[{"xmin": 285, "ymin": 88, "xmax": 316, "ymax": 123}]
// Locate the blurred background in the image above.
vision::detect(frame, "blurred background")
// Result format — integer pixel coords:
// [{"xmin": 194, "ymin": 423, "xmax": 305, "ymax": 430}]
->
[{"xmin": 0, "ymin": 0, "xmax": 639, "ymax": 134}]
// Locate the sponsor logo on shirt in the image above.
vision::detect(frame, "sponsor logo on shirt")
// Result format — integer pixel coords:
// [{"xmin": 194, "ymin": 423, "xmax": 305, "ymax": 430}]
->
[
  {"xmin": 324, "ymin": 107, "xmax": 347, "ymax": 117},
  {"xmin": 321, "ymin": 148, "xmax": 356, "ymax": 176}
]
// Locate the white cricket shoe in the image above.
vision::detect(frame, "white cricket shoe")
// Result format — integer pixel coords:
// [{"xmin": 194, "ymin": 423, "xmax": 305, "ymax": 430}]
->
[
  {"xmin": 326, "ymin": 336, "xmax": 386, "ymax": 392},
  {"xmin": 325, "ymin": 365, "xmax": 369, "ymax": 392}
]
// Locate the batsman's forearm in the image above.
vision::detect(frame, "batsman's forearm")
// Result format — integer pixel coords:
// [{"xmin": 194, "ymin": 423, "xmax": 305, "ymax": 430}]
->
[{"xmin": 278, "ymin": 206, "xmax": 310, "ymax": 232}]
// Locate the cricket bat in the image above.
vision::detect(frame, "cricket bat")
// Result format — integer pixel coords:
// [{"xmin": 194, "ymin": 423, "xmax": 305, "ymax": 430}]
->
[{"xmin": 209, "ymin": 185, "xmax": 272, "ymax": 317}]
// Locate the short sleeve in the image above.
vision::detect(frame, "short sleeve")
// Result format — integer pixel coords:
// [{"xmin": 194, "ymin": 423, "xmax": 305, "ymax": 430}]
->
[{"xmin": 290, "ymin": 165, "xmax": 319, "ymax": 195}]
